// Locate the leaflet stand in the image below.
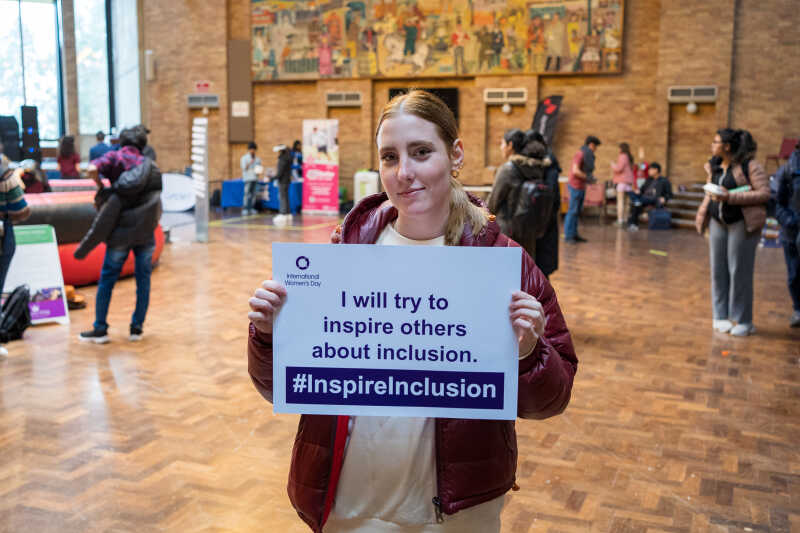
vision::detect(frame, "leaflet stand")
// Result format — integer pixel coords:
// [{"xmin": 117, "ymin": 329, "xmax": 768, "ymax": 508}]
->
[{"xmin": 191, "ymin": 117, "xmax": 209, "ymax": 242}]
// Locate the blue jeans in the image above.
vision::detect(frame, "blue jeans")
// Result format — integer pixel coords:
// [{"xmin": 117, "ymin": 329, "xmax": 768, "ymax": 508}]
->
[
  {"xmin": 0, "ymin": 219, "xmax": 16, "ymax": 294},
  {"xmin": 94, "ymin": 237, "xmax": 156, "ymax": 331},
  {"xmin": 243, "ymin": 180, "xmax": 257, "ymax": 211},
  {"xmin": 563, "ymin": 185, "xmax": 585, "ymax": 240}
]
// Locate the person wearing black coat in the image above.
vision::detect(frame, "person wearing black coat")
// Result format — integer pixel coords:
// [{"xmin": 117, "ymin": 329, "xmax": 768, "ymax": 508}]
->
[
  {"xmin": 773, "ymin": 144, "xmax": 800, "ymax": 327},
  {"xmin": 535, "ymin": 146, "xmax": 561, "ymax": 278},
  {"xmin": 76, "ymin": 127, "xmax": 162, "ymax": 344},
  {"xmin": 627, "ymin": 162, "xmax": 672, "ymax": 230},
  {"xmin": 273, "ymin": 144, "xmax": 293, "ymax": 225}
]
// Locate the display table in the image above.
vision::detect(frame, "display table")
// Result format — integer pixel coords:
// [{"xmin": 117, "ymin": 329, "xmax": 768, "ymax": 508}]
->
[{"xmin": 221, "ymin": 179, "xmax": 302, "ymax": 213}]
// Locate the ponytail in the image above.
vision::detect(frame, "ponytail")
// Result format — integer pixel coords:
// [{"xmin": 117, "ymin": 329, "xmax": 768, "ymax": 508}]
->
[
  {"xmin": 445, "ymin": 178, "xmax": 490, "ymax": 245},
  {"xmin": 717, "ymin": 128, "xmax": 757, "ymax": 166}
]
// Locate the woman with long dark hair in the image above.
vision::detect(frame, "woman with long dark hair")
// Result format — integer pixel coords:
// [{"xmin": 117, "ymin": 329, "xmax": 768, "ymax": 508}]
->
[
  {"xmin": 610, "ymin": 142, "xmax": 635, "ymax": 226},
  {"xmin": 695, "ymin": 128, "xmax": 769, "ymax": 336},
  {"xmin": 487, "ymin": 128, "xmax": 550, "ymax": 262},
  {"xmin": 57, "ymin": 135, "xmax": 80, "ymax": 179}
]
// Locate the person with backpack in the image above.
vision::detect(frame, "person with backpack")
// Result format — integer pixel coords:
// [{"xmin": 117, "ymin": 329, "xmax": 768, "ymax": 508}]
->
[
  {"xmin": 695, "ymin": 128, "xmax": 769, "ymax": 336},
  {"xmin": 487, "ymin": 129, "xmax": 554, "ymax": 263},
  {"xmin": 773, "ymin": 140, "xmax": 800, "ymax": 327},
  {"xmin": 75, "ymin": 127, "xmax": 162, "ymax": 344},
  {"xmin": 0, "ymin": 161, "xmax": 31, "ymax": 356}
]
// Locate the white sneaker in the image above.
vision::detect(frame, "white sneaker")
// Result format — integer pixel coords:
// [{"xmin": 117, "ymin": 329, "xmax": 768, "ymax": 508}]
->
[
  {"xmin": 0, "ymin": 346, "xmax": 7, "ymax": 357},
  {"xmin": 273, "ymin": 214, "xmax": 288, "ymax": 226},
  {"xmin": 729, "ymin": 323, "xmax": 755, "ymax": 336},
  {"xmin": 713, "ymin": 319, "xmax": 733, "ymax": 333}
]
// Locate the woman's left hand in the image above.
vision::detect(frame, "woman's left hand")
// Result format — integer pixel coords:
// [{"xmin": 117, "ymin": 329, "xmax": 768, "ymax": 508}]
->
[
  {"xmin": 509, "ymin": 291, "xmax": 545, "ymax": 358},
  {"xmin": 710, "ymin": 186, "xmax": 729, "ymax": 203}
]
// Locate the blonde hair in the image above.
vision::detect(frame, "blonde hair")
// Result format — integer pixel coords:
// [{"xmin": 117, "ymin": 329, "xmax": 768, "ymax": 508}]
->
[{"xmin": 377, "ymin": 90, "xmax": 489, "ymax": 245}]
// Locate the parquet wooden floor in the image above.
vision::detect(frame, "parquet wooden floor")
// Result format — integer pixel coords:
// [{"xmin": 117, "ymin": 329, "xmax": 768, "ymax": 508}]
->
[{"xmin": 2, "ymin": 213, "xmax": 798, "ymax": 533}]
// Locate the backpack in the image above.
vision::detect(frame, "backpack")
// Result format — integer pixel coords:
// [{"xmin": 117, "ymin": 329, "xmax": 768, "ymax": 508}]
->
[
  {"xmin": 0, "ymin": 285, "xmax": 31, "ymax": 342},
  {"xmin": 509, "ymin": 162, "xmax": 556, "ymax": 242},
  {"xmin": 648, "ymin": 207, "xmax": 672, "ymax": 230}
]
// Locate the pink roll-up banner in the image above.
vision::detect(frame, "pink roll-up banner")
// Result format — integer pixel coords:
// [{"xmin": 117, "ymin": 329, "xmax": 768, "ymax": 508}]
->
[
  {"xmin": 302, "ymin": 163, "xmax": 339, "ymax": 215},
  {"xmin": 302, "ymin": 119, "xmax": 339, "ymax": 215}
]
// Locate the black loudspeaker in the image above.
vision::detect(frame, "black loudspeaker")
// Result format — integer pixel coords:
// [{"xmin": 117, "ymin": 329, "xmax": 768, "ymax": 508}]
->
[
  {"xmin": 0, "ymin": 115, "xmax": 21, "ymax": 161},
  {"xmin": 21, "ymin": 105, "xmax": 40, "ymax": 162}
]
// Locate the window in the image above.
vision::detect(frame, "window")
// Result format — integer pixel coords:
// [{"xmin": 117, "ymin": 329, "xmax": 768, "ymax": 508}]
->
[
  {"xmin": 111, "ymin": 0, "xmax": 140, "ymax": 128},
  {"xmin": 74, "ymin": 0, "xmax": 110, "ymax": 134},
  {"xmin": 0, "ymin": 0, "xmax": 61, "ymax": 140}
]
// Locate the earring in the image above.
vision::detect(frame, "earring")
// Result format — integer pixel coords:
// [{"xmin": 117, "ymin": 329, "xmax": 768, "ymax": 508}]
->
[{"xmin": 451, "ymin": 168, "xmax": 460, "ymax": 179}]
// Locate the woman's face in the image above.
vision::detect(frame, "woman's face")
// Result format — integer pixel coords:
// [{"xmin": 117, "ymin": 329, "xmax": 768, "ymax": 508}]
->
[
  {"xmin": 711, "ymin": 134, "xmax": 725, "ymax": 157},
  {"xmin": 377, "ymin": 112, "xmax": 462, "ymax": 220},
  {"xmin": 500, "ymin": 138, "xmax": 513, "ymax": 160}
]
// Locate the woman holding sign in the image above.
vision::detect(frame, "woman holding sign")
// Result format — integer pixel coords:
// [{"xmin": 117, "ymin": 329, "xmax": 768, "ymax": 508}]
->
[{"xmin": 248, "ymin": 90, "xmax": 577, "ymax": 532}]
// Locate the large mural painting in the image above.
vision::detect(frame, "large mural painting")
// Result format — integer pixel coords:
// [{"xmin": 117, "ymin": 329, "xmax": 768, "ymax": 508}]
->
[{"xmin": 252, "ymin": 0, "xmax": 624, "ymax": 81}]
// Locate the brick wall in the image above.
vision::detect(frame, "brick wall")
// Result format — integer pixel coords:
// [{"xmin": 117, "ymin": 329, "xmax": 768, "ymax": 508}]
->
[
  {"xmin": 731, "ymin": 0, "xmax": 800, "ymax": 172},
  {"xmin": 142, "ymin": 0, "xmax": 800, "ymax": 196},
  {"xmin": 141, "ymin": 1, "xmax": 230, "ymax": 184}
]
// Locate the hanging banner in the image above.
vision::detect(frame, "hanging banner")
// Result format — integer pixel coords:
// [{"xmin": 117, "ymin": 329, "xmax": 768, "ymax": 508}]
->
[
  {"xmin": 271, "ymin": 242, "xmax": 522, "ymax": 420},
  {"xmin": 4, "ymin": 225, "xmax": 69, "ymax": 325},
  {"xmin": 531, "ymin": 95, "xmax": 564, "ymax": 147},
  {"xmin": 302, "ymin": 119, "xmax": 339, "ymax": 215}
]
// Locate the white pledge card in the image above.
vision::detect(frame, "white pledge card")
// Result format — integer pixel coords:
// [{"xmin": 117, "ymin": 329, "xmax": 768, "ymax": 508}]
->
[{"xmin": 271, "ymin": 242, "xmax": 521, "ymax": 420}]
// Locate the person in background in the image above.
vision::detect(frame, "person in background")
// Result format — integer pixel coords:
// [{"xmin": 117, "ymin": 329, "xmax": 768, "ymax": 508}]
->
[
  {"xmin": 89, "ymin": 131, "xmax": 113, "ymax": 161},
  {"xmin": 135, "ymin": 125, "xmax": 156, "ymax": 161},
  {"xmin": 0, "ymin": 161, "xmax": 31, "ymax": 357},
  {"xmin": 487, "ymin": 128, "xmax": 535, "ymax": 253},
  {"xmin": 290, "ymin": 140, "xmax": 303, "ymax": 180},
  {"xmin": 773, "ymin": 140, "xmax": 800, "ymax": 327},
  {"xmin": 0, "ymin": 141, "xmax": 10, "ymax": 170},
  {"xmin": 241, "ymin": 142, "xmax": 262, "ymax": 216},
  {"xmin": 57, "ymin": 135, "xmax": 81, "ymax": 179},
  {"xmin": 18, "ymin": 159, "xmax": 50, "ymax": 194},
  {"xmin": 76, "ymin": 127, "xmax": 161, "ymax": 344},
  {"xmin": 610, "ymin": 142, "xmax": 635, "ymax": 226},
  {"xmin": 529, "ymin": 130, "xmax": 562, "ymax": 278},
  {"xmin": 246, "ymin": 90, "xmax": 577, "ymax": 532},
  {"xmin": 273, "ymin": 144, "xmax": 292, "ymax": 225},
  {"xmin": 627, "ymin": 162, "xmax": 672, "ymax": 231},
  {"xmin": 564, "ymin": 135, "xmax": 601, "ymax": 244},
  {"xmin": 695, "ymin": 128, "xmax": 769, "ymax": 336}
]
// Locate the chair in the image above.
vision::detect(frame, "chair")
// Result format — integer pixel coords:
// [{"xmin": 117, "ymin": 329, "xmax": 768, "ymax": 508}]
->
[
  {"xmin": 765, "ymin": 137, "xmax": 798, "ymax": 173},
  {"xmin": 582, "ymin": 182, "xmax": 608, "ymax": 223}
]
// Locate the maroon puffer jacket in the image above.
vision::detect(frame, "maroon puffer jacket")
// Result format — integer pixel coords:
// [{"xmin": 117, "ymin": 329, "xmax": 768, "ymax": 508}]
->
[{"xmin": 248, "ymin": 193, "xmax": 578, "ymax": 532}]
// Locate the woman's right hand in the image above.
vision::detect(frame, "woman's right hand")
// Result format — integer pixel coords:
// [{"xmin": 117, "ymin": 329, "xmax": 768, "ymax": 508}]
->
[{"xmin": 248, "ymin": 280, "xmax": 288, "ymax": 334}]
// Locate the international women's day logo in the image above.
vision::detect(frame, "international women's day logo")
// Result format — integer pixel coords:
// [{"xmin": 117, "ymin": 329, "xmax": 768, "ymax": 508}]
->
[{"xmin": 285, "ymin": 255, "xmax": 320, "ymax": 287}]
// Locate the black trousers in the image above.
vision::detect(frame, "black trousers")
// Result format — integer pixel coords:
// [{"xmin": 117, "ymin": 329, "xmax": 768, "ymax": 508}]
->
[
  {"xmin": 628, "ymin": 195, "xmax": 658, "ymax": 226},
  {"xmin": 279, "ymin": 180, "xmax": 290, "ymax": 215}
]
